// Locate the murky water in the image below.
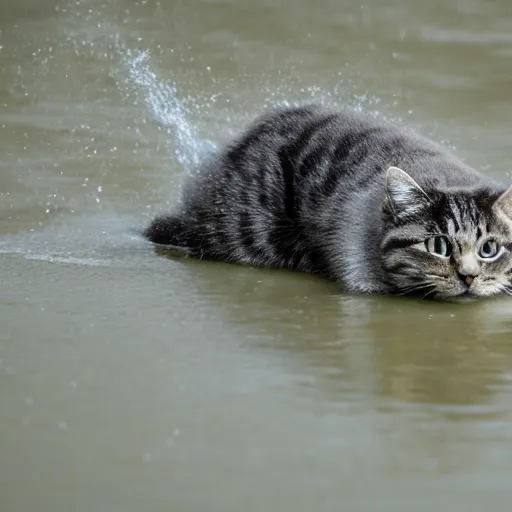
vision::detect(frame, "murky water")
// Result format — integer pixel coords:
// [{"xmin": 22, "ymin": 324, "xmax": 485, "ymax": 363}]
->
[{"xmin": 2, "ymin": 0, "xmax": 512, "ymax": 510}]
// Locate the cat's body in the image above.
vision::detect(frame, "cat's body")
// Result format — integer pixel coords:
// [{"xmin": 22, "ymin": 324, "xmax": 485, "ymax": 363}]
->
[{"xmin": 145, "ymin": 104, "xmax": 512, "ymax": 299}]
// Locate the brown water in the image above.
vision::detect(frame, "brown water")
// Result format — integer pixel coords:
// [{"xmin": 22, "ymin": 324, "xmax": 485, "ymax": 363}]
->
[{"xmin": 2, "ymin": 1, "xmax": 512, "ymax": 511}]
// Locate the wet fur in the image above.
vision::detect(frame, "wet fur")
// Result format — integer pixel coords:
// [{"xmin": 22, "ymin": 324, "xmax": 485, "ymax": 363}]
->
[{"xmin": 144, "ymin": 104, "xmax": 512, "ymax": 299}]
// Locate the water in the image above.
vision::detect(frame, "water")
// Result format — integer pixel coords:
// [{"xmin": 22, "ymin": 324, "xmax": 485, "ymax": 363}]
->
[{"xmin": 2, "ymin": 0, "xmax": 512, "ymax": 511}]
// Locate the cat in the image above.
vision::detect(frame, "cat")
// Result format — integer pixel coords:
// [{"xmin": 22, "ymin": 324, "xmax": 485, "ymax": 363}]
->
[{"xmin": 144, "ymin": 104, "xmax": 512, "ymax": 300}]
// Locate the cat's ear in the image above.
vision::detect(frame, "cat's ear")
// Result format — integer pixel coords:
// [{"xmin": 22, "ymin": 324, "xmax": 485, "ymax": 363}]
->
[
  {"xmin": 494, "ymin": 185, "xmax": 512, "ymax": 220},
  {"xmin": 385, "ymin": 166, "xmax": 431, "ymax": 218}
]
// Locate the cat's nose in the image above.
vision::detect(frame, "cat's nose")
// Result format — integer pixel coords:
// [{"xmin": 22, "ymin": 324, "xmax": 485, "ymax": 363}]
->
[
  {"xmin": 457, "ymin": 272, "xmax": 476, "ymax": 287},
  {"xmin": 458, "ymin": 255, "xmax": 480, "ymax": 286}
]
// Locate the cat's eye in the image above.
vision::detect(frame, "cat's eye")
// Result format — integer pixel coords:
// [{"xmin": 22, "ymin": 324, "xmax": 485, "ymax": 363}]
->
[
  {"xmin": 425, "ymin": 236, "xmax": 452, "ymax": 258},
  {"xmin": 478, "ymin": 239, "xmax": 502, "ymax": 260}
]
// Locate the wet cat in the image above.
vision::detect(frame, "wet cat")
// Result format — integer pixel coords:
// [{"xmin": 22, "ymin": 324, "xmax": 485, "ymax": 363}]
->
[{"xmin": 144, "ymin": 104, "xmax": 512, "ymax": 300}]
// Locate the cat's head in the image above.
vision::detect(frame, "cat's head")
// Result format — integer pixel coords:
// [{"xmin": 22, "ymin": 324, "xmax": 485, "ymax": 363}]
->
[{"xmin": 381, "ymin": 166, "xmax": 512, "ymax": 300}]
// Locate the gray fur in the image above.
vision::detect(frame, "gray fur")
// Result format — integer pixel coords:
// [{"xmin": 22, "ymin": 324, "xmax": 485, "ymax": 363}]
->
[{"xmin": 145, "ymin": 104, "xmax": 512, "ymax": 300}]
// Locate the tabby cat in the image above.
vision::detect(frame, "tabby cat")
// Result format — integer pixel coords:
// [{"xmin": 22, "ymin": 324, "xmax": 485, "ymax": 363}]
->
[{"xmin": 144, "ymin": 104, "xmax": 512, "ymax": 300}]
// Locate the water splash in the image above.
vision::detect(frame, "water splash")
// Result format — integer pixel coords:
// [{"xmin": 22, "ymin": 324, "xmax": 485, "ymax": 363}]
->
[{"xmin": 117, "ymin": 45, "xmax": 215, "ymax": 170}]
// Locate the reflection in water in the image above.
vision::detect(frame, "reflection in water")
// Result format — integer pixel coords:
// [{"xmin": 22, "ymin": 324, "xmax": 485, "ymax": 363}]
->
[
  {"xmin": 158, "ymin": 250, "xmax": 512, "ymax": 415},
  {"xmin": 369, "ymin": 301, "xmax": 511, "ymax": 410}
]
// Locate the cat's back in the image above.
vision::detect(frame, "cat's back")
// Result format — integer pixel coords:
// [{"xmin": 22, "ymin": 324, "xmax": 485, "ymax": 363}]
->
[
  {"xmin": 214, "ymin": 104, "xmax": 461, "ymax": 183},
  {"xmin": 269, "ymin": 104, "xmax": 483, "ymax": 191},
  {"xmin": 199, "ymin": 104, "xmax": 399, "ymax": 189},
  {"xmin": 187, "ymin": 104, "xmax": 481, "ymax": 225}
]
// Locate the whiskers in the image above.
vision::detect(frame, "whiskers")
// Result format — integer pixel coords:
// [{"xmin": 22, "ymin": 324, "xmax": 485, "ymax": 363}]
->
[
  {"xmin": 393, "ymin": 281, "xmax": 437, "ymax": 299},
  {"xmin": 499, "ymin": 283, "xmax": 512, "ymax": 296}
]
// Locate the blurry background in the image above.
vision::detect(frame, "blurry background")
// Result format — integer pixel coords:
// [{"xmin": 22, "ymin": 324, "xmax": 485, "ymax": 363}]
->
[{"xmin": 2, "ymin": 1, "xmax": 512, "ymax": 511}]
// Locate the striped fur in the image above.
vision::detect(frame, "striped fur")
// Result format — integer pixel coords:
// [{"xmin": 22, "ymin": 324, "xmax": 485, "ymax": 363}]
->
[{"xmin": 145, "ymin": 104, "xmax": 512, "ymax": 300}]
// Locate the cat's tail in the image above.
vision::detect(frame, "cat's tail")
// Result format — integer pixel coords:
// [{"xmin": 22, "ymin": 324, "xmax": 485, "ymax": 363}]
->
[{"xmin": 143, "ymin": 214, "xmax": 198, "ymax": 256}]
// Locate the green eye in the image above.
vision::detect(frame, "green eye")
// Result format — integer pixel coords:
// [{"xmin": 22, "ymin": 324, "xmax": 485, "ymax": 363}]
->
[
  {"xmin": 478, "ymin": 239, "xmax": 501, "ymax": 259},
  {"xmin": 425, "ymin": 236, "xmax": 452, "ymax": 257}
]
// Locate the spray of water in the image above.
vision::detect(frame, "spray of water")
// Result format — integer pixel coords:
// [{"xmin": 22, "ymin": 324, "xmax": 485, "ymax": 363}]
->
[{"xmin": 117, "ymin": 45, "xmax": 216, "ymax": 171}]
